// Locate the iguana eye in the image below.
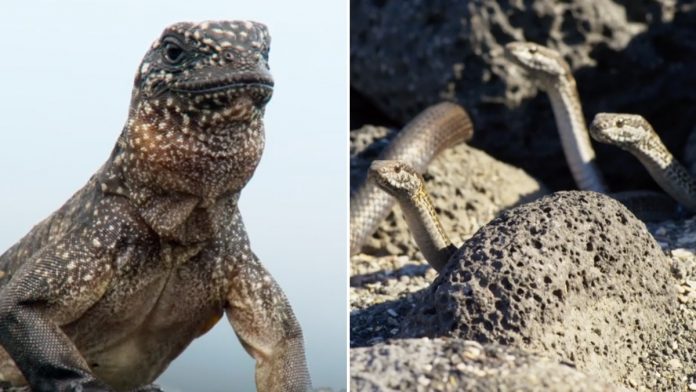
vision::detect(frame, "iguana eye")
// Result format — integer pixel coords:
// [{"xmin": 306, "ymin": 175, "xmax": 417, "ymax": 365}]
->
[{"xmin": 163, "ymin": 41, "xmax": 185, "ymax": 64}]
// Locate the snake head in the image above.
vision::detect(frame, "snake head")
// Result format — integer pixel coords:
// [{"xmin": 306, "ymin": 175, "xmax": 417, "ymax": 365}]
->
[
  {"xmin": 504, "ymin": 42, "xmax": 572, "ymax": 89},
  {"xmin": 589, "ymin": 113, "xmax": 653, "ymax": 148},
  {"xmin": 369, "ymin": 160, "xmax": 424, "ymax": 200}
]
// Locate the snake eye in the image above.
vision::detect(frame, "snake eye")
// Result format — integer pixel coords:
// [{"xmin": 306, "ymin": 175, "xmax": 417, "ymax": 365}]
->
[
  {"xmin": 529, "ymin": 46, "xmax": 537, "ymax": 55},
  {"xmin": 616, "ymin": 119, "xmax": 624, "ymax": 128},
  {"xmin": 163, "ymin": 41, "xmax": 185, "ymax": 64}
]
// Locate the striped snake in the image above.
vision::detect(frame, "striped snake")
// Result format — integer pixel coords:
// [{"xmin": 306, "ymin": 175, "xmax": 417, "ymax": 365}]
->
[
  {"xmin": 367, "ymin": 160, "xmax": 457, "ymax": 270},
  {"xmin": 505, "ymin": 41, "xmax": 683, "ymax": 219},
  {"xmin": 504, "ymin": 42, "xmax": 606, "ymax": 193},
  {"xmin": 349, "ymin": 102, "xmax": 473, "ymax": 255},
  {"xmin": 350, "ymin": 43, "xmax": 686, "ymax": 257},
  {"xmin": 589, "ymin": 113, "xmax": 696, "ymax": 212}
]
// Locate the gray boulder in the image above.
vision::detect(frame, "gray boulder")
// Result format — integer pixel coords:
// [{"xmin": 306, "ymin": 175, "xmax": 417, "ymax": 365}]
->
[{"xmin": 401, "ymin": 191, "xmax": 678, "ymax": 388}]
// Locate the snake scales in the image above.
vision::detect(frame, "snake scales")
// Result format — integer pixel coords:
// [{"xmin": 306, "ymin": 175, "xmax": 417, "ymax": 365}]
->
[
  {"xmin": 505, "ymin": 42, "xmax": 684, "ymax": 220},
  {"xmin": 350, "ymin": 42, "xmax": 687, "ymax": 257},
  {"xmin": 589, "ymin": 113, "xmax": 696, "ymax": 212},
  {"xmin": 505, "ymin": 42, "xmax": 606, "ymax": 193},
  {"xmin": 349, "ymin": 102, "xmax": 473, "ymax": 255}
]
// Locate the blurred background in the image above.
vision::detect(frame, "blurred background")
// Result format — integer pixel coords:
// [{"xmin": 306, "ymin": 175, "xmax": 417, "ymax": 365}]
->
[{"xmin": 0, "ymin": 1, "xmax": 347, "ymax": 391}]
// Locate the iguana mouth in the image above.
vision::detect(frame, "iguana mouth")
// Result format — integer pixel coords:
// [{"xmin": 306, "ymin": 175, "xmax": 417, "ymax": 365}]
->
[{"xmin": 172, "ymin": 73, "xmax": 274, "ymax": 95}]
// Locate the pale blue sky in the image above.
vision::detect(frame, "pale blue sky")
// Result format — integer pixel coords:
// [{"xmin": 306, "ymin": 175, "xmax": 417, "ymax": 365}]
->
[{"xmin": 0, "ymin": 1, "xmax": 347, "ymax": 391}]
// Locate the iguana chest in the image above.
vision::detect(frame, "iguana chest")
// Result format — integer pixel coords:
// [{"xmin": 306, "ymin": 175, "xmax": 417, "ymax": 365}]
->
[{"xmin": 63, "ymin": 242, "xmax": 232, "ymax": 390}]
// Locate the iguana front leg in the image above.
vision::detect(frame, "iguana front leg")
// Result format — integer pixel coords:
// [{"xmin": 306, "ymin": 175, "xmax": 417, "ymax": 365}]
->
[
  {"xmin": 225, "ymin": 254, "xmax": 310, "ymax": 392},
  {"xmin": 0, "ymin": 234, "xmax": 115, "ymax": 391}
]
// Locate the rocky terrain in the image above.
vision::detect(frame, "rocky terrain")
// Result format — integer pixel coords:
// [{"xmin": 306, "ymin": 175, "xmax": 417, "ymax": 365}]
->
[
  {"xmin": 350, "ymin": 188, "xmax": 696, "ymax": 391},
  {"xmin": 350, "ymin": 2, "xmax": 696, "ymax": 390},
  {"xmin": 351, "ymin": 0, "xmax": 696, "ymax": 191},
  {"xmin": 350, "ymin": 125, "xmax": 696, "ymax": 390},
  {"xmin": 351, "ymin": 338, "xmax": 631, "ymax": 392},
  {"xmin": 350, "ymin": 125, "xmax": 548, "ymax": 257}
]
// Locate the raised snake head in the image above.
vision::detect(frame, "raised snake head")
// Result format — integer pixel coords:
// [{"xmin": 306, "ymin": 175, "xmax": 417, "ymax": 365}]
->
[
  {"xmin": 589, "ymin": 113, "xmax": 653, "ymax": 149},
  {"xmin": 504, "ymin": 42, "xmax": 573, "ymax": 90},
  {"xmin": 116, "ymin": 21, "xmax": 274, "ymax": 201},
  {"xmin": 369, "ymin": 160, "xmax": 424, "ymax": 201}
]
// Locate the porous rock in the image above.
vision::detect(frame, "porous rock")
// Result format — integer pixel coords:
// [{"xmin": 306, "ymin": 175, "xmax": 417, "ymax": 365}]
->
[
  {"xmin": 350, "ymin": 338, "xmax": 631, "ymax": 392},
  {"xmin": 351, "ymin": 125, "xmax": 548, "ymax": 257},
  {"xmin": 351, "ymin": 1, "xmax": 696, "ymax": 190},
  {"xmin": 401, "ymin": 191, "xmax": 677, "ymax": 387}
]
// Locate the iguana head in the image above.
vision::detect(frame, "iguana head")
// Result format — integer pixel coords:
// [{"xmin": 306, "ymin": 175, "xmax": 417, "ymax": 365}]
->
[
  {"xmin": 134, "ymin": 20, "xmax": 272, "ymax": 114},
  {"xmin": 117, "ymin": 21, "xmax": 273, "ymax": 201}
]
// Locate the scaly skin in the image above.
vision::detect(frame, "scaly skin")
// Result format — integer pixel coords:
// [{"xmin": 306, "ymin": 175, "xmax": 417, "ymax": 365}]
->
[
  {"xmin": 505, "ymin": 42, "xmax": 606, "ymax": 193},
  {"xmin": 590, "ymin": 113, "xmax": 696, "ymax": 212},
  {"xmin": 349, "ymin": 102, "xmax": 473, "ymax": 255},
  {"xmin": 368, "ymin": 160, "xmax": 456, "ymax": 272},
  {"xmin": 0, "ymin": 21, "xmax": 310, "ymax": 392},
  {"xmin": 505, "ymin": 43, "xmax": 682, "ymax": 221}
]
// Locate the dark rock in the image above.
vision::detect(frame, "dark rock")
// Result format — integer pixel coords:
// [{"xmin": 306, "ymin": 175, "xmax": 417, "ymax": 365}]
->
[
  {"xmin": 401, "ymin": 191, "xmax": 678, "ymax": 387},
  {"xmin": 351, "ymin": 1, "xmax": 696, "ymax": 190}
]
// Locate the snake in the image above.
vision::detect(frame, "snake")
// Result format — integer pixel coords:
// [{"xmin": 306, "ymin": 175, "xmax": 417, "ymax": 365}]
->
[
  {"xmin": 367, "ymin": 160, "xmax": 456, "ymax": 271},
  {"xmin": 589, "ymin": 113, "xmax": 696, "ymax": 212},
  {"xmin": 369, "ymin": 155, "xmax": 687, "ymax": 271},
  {"xmin": 505, "ymin": 41, "xmax": 683, "ymax": 220},
  {"xmin": 350, "ymin": 44, "xmax": 682, "ymax": 257},
  {"xmin": 504, "ymin": 41, "xmax": 607, "ymax": 193},
  {"xmin": 349, "ymin": 102, "xmax": 473, "ymax": 255}
]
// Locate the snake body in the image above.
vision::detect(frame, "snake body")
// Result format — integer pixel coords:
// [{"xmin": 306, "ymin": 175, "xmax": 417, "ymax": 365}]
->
[
  {"xmin": 505, "ymin": 42, "xmax": 606, "ymax": 193},
  {"xmin": 369, "ymin": 157, "xmax": 685, "ymax": 270},
  {"xmin": 506, "ymin": 42, "xmax": 683, "ymax": 220},
  {"xmin": 589, "ymin": 113, "xmax": 696, "ymax": 212},
  {"xmin": 368, "ymin": 160, "xmax": 456, "ymax": 270},
  {"xmin": 349, "ymin": 102, "xmax": 473, "ymax": 255},
  {"xmin": 351, "ymin": 44, "xmax": 686, "ymax": 259}
]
